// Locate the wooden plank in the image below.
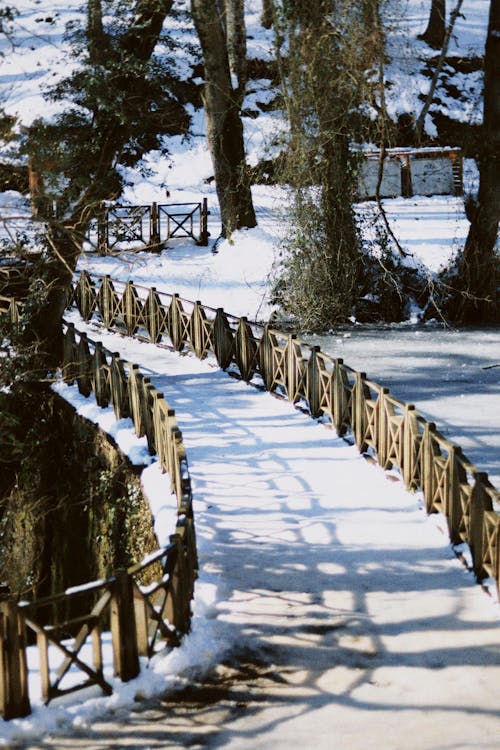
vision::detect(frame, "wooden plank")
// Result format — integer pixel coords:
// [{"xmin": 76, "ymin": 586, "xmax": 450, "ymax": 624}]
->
[
  {"xmin": 37, "ymin": 630, "xmax": 51, "ymax": 704},
  {"xmin": 110, "ymin": 570, "xmax": 140, "ymax": 682},
  {"xmin": 213, "ymin": 308, "xmax": 234, "ymax": 369},
  {"xmin": 0, "ymin": 601, "xmax": 31, "ymax": 719}
]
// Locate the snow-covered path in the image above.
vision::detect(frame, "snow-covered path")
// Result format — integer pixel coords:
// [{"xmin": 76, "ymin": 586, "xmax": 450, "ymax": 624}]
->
[{"xmin": 28, "ymin": 321, "xmax": 500, "ymax": 750}]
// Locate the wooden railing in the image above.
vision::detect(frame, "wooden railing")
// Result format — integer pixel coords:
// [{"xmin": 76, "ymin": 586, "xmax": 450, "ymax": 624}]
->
[
  {"xmin": 2, "ymin": 272, "xmax": 499, "ymax": 719},
  {"xmin": 71, "ymin": 271, "xmax": 500, "ymax": 596},
  {"xmin": 0, "ymin": 294, "xmax": 22, "ymax": 325},
  {"xmin": 90, "ymin": 199, "xmax": 210, "ymax": 252},
  {"xmin": 360, "ymin": 147, "xmax": 463, "ymax": 199},
  {"xmin": 0, "ymin": 326, "xmax": 197, "ymax": 720}
]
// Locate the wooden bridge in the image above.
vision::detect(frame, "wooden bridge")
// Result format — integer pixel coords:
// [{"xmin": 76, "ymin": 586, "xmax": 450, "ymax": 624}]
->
[
  {"xmin": 1, "ymin": 271, "xmax": 499, "ymax": 721},
  {"xmin": 70, "ymin": 273, "xmax": 499, "ymax": 579}
]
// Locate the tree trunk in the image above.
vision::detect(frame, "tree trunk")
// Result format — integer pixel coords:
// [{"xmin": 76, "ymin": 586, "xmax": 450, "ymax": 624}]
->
[
  {"xmin": 261, "ymin": 0, "xmax": 273, "ymax": 29},
  {"xmin": 415, "ymin": 0, "xmax": 464, "ymax": 143},
  {"xmin": 120, "ymin": 0, "xmax": 174, "ymax": 59},
  {"xmin": 88, "ymin": 0, "xmax": 106, "ymax": 65},
  {"xmin": 454, "ymin": 0, "xmax": 500, "ymax": 323},
  {"xmin": 419, "ymin": 0, "xmax": 446, "ymax": 49},
  {"xmin": 272, "ymin": 0, "xmax": 364, "ymax": 329},
  {"xmin": 191, "ymin": 0, "xmax": 256, "ymax": 237},
  {"xmin": 224, "ymin": 0, "xmax": 247, "ymax": 101}
]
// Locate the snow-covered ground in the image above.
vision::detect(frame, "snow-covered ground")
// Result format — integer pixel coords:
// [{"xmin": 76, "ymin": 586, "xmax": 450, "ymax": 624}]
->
[{"xmin": 1, "ymin": 0, "xmax": 499, "ymax": 746}]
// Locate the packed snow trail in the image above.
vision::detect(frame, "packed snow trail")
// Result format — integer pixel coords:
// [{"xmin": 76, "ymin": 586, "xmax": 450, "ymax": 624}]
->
[{"xmin": 26, "ymin": 319, "xmax": 499, "ymax": 750}]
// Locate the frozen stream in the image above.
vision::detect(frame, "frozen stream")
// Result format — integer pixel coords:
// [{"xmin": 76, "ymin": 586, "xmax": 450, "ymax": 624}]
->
[{"xmin": 308, "ymin": 326, "xmax": 500, "ymax": 488}]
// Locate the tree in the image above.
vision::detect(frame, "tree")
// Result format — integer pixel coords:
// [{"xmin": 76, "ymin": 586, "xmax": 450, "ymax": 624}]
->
[
  {"xmin": 272, "ymin": 0, "xmax": 393, "ymax": 330},
  {"xmin": 17, "ymin": 0, "xmax": 188, "ymax": 370},
  {"xmin": 191, "ymin": 0, "xmax": 256, "ymax": 238},
  {"xmin": 0, "ymin": 0, "xmax": 187, "ymax": 601},
  {"xmin": 87, "ymin": 0, "xmax": 106, "ymax": 64},
  {"xmin": 261, "ymin": 0, "xmax": 274, "ymax": 29},
  {"xmin": 445, "ymin": 0, "xmax": 500, "ymax": 323},
  {"xmin": 223, "ymin": 0, "xmax": 247, "ymax": 102},
  {"xmin": 419, "ymin": 0, "xmax": 446, "ymax": 49},
  {"xmin": 415, "ymin": 0, "xmax": 463, "ymax": 143},
  {"xmin": 415, "ymin": 0, "xmax": 464, "ymax": 143}
]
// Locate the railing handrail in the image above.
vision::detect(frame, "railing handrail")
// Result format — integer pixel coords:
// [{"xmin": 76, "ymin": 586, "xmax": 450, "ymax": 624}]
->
[
  {"xmin": 2, "ymin": 270, "xmax": 499, "ymax": 720},
  {"xmin": 69, "ymin": 270, "xmax": 500, "ymax": 591},
  {"xmin": 0, "ymin": 322, "xmax": 197, "ymax": 720},
  {"xmin": 89, "ymin": 198, "xmax": 210, "ymax": 251}
]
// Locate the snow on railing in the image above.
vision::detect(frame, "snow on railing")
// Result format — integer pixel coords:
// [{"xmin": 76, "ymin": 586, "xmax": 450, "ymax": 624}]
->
[
  {"xmin": 2, "ymin": 269, "xmax": 499, "ymax": 720},
  {"xmin": 72, "ymin": 271, "xmax": 500, "ymax": 599},
  {"xmin": 0, "ymin": 326, "xmax": 197, "ymax": 721},
  {"xmin": 86, "ymin": 199, "xmax": 210, "ymax": 253}
]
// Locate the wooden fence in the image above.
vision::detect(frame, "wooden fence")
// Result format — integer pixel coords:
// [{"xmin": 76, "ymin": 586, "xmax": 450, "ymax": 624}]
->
[
  {"xmin": 0, "ymin": 294, "xmax": 21, "ymax": 325},
  {"xmin": 91, "ymin": 199, "xmax": 210, "ymax": 252},
  {"xmin": 71, "ymin": 271, "xmax": 500, "ymax": 595},
  {"xmin": 0, "ymin": 325, "xmax": 197, "ymax": 720},
  {"xmin": 2, "ymin": 271, "xmax": 500, "ymax": 719},
  {"xmin": 359, "ymin": 147, "xmax": 463, "ymax": 199}
]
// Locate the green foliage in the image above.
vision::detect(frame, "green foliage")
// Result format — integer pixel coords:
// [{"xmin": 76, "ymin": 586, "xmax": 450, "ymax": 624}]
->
[
  {"xmin": 0, "ymin": 111, "xmax": 17, "ymax": 141},
  {"xmin": 93, "ymin": 469, "xmax": 154, "ymax": 576},
  {"xmin": 0, "ymin": 232, "xmax": 63, "ymax": 378},
  {"xmin": 0, "ymin": 388, "xmax": 157, "ymax": 601},
  {"xmin": 23, "ymin": 0, "xmax": 190, "ymax": 217},
  {"xmin": 273, "ymin": 182, "xmax": 359, "ymax": 330},
  {"xmin": 272, "ymin": 2, "xmax": 377, "ymax": 330}
]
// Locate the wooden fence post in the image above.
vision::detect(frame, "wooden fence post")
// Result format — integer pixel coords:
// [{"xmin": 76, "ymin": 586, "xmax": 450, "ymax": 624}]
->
[
  {"xmin": 402, "ymin": 404, "xmax": 417, "ymax": 489},
  {"xmin": 213, "ymin": 308, "xmax": 234, "ymax": 370},
  {"xmin": 110, "ymin": 353, "xmax": 129, "ymax": 420},
  {"xmin": 377, "ymin": 387, "xmax": 390, "ymax": 468},
  {"xmin": 93, "ymin": 341, "xmax": 109, "ymax": 408},
  {"xmin": 0, "ymin": 600, "xmax": 31, "ymax": 720},
  {"xmin": 353, "ymin": 372, "xmax": 367, "ymax": 452},
  {"xmin": 99, "ymin": 275, "xmax": 118, "ymax": 330},
  {"xmin": 190, "ymin": 301, "xmax": 206, "ymax": 359},
  {"xmin": 200, "ymin": 198, "xmax": 209, "ymax": 246},
  {"xmin": 286, "ymin": 334, "xmax": 298, "ymax": 403},
  {"xmin": 182, "ymin": 515, "xmax": 198, "ymax": 594},
  {"xmin": 37, "ymin": 629, "xmax": 50, "ymax": 704},
  {"xmin": 151, "ymin": 391, "xmax": 169, "ymax": 473},
  {"xmin": 110, "ymin": 570, "xmax": 140, "ymax": 682},
  {"xmin": 169, "ymin": 534, "xmax": 189, "ymax": 634},
  {"xmin": 139, "ymin": 382, "xmax": 156, "ymax": 456},
  {"xmin": 145, "ymin": 287, "xmax": 164, "ymax": 344},
  {"xmin": 235, "ymin": 317, "xmax": 256, "ymax": 382},
  {"xmin": 448, "ymin": 446, "xmax": 465, "ymax": 545},
  {"xmin": 77, "ymin": 333, "xmax": 93, "ymax": 397},
  {"xmin": 122, "ymin": 281, "xmax": 140, "ymax": 336},
  {"xmin": 167, "ymin": 294, "xmax": 185, "ymax": 352},
  {"xmin": 469, "ymin": 473, "xmax": 492, "ymax": 581},
  {"xmin": 307, "ymin": 346, "xmax": 322, "ymax": 418},
  {"xmin": 422, "ymin": 422, "xmax": 436, "ymax": 513},
  {"xmin": 151, "ymin": 202, "xmax": 160, "ymax": 246},
  {"xmin": 133, "ymin": 588, "xmax": 150, "ymax": 659},
  {"xmin": 62, "ymin": 323, "xmax": 76, "ymax": 384},
  {"xmin": 75, "ymin": 271, "xmax": 95, "ymax": 321},
  {"xmin": 258, "ymin": 325, "xmax": 274, "ymax": 391}
]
